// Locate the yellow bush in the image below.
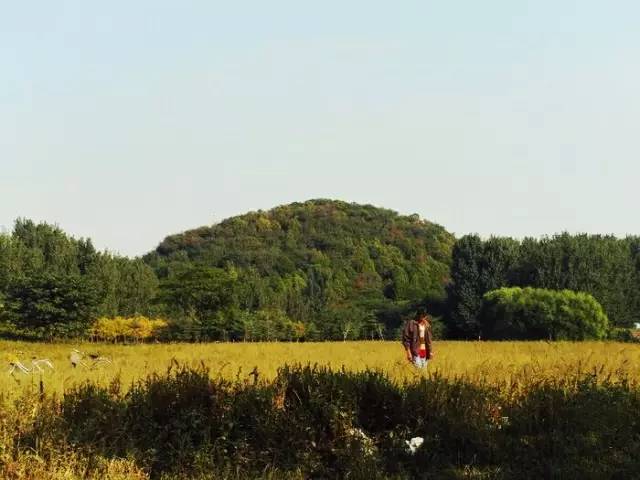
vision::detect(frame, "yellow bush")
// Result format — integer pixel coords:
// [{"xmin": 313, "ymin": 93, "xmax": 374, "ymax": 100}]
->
[{"xmin": 90, "ymin": 316, "xmax": 168, "ymax": 342}]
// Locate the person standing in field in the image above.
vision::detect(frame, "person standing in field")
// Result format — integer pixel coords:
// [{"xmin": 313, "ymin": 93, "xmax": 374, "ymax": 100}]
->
[{"xmin": 402, "ymin": 311, "xmax": 433, "ymax": 368}]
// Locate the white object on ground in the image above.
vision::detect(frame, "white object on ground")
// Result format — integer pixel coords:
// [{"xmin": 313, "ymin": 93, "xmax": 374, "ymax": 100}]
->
[
  {"xmin": 8, "ymin": 358, "xmax": 54, "ymax": 375},
  {"xmin": 69, "ymin": 349, "xmax": 111, "ymax": 369},
  {"xmin": 70, "ymin": 349, "xmax": 85, "ymax": 368},
  {"xmin": 31, "ymin": 359, "xmax": 54, "ymax": 372},
  {"xmin": 405, "ymin": 436, "xmax": 424, "ymax": 454}
]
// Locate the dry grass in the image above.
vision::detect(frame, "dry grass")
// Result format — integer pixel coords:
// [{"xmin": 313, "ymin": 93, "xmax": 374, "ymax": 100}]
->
[
  {"xmin": 2, "ymin": 340, "xmax": 639, "ymax": 399},
  {"xmin": 1, "ymin": 453, "xmax": 148, "ymax": 480},
  {"xmin": 2, "ymin": 340, "xmax": 640, "ymax": 479}
]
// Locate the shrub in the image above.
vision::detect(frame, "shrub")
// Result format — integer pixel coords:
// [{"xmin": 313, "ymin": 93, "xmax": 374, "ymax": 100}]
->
[
  {"xmin": 480, "ymin": 287, "xmax": 609, "ymax": 340},
  {"xmin": 89, "ymin": 316, "xmax": 169, "ymax": 342}
]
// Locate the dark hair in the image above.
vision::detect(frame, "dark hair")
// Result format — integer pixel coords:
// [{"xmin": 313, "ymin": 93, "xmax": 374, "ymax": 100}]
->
[{"xmin": 415, "ymin": 309, "xmax": 428, "ymax": 320}]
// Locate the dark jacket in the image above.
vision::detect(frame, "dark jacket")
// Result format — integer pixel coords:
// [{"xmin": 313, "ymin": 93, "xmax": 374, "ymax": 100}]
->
[{"xmin": 402, "ymin": 319, "xmax": 433, "ymax": 358}]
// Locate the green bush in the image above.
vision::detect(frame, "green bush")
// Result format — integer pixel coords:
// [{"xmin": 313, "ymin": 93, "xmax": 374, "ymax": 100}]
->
[{"xmin": 480, "ymin": 287, "xmax": 609, "ymax": 340}]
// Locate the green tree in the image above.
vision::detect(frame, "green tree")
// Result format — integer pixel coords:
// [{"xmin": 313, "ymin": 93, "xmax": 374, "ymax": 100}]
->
[
  {"xmin": 114, "ymin": 258, "xmax": 159, "ymax": 316},
  {"xmin": 5, "ymin": 272, "xmax": 100, "ymax": 339},
  {"xmin": 159, "ymin": 265, "xmax": 238, "ymax": 339},
  {"xmin": 446, "ymin": 236, "xmax": 519, "ymax": 338},
  {"xmin": 515, "ymin": 234, "xmax": 640, "ymax": 327}
]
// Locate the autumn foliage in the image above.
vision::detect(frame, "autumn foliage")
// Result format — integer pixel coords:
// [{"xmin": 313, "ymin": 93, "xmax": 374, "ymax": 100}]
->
[{"xmin": 89, "ymin": 316, "xmax": 168, "ymax": 342}]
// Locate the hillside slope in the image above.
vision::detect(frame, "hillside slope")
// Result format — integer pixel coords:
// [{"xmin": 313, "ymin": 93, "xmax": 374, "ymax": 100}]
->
[{"xmin": 145, "ymin": 200, "xmax": 454, "ymax": 339}]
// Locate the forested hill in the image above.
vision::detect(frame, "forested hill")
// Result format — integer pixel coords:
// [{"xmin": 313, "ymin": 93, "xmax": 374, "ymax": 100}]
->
[
  {"xmin": 144, "ymin": 200, "xmax": 455, "ymax": 339},
  {"xmin": 149, "ymin": 200, "xmax": 453, "ymax": 268},
  {"xmin": 2, "ymin": 201, "xmax": 640, "ymax": 342}
]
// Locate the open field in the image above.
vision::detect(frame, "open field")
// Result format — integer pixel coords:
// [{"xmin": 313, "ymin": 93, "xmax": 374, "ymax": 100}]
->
[
  {"xmin": 3, "ymin": 340, "xmax": 640, "ymax": 479},
  {"xmin": 3, "ymin": 340, "xmax": 640, "ymax": 399}
]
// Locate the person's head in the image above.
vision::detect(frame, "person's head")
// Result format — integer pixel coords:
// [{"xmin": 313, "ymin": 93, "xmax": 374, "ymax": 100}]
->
[{"xmin": 415, "ymin": 310, "xmax": 430, "ymax": 324}]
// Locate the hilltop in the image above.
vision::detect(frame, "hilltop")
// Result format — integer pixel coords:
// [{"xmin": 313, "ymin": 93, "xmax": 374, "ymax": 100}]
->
[{"xmin": 144, "ymin": 199, "xmax": 455, "ymax": 339}]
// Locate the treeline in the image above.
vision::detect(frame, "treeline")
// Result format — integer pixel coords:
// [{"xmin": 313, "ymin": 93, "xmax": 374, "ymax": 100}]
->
[
  {"xmin": 0, "ymin": 201, "xmax": 455, "ymax": 341},
  {"xmin": 0, "ymin": 219, "xmax": 158, "ymax": 339},
  {"xmin": 447, "ymin": 234, "xmax": 640, "ymax": 339},
  {"xmin": 2, "ymin": 201, "xmax": 640, "ymax": 342}
]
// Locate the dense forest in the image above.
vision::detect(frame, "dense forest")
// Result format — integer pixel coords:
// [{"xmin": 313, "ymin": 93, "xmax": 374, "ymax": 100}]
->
[
  {"xmin": 1, "ymin": 199, "xmax": 639, "ymax": 341},
  {"xmin": 447, "ymin": 234, "xmax": 640, "ymax": 339},
  {"xmin": 144, "ymin": 199, "xmax": 455, "ymax": 340}
]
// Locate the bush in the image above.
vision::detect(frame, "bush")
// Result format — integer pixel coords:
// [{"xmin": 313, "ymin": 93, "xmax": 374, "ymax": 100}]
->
[
  {"xmin": 480, "ymin": 287, "xmax": 609, "ymax": 340},
  {"xmin": 89, "ymin": 316, "xmax": 169, "ymax": 343}
]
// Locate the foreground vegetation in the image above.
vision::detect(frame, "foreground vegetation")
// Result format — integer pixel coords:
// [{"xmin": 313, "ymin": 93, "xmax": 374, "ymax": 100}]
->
[{"xmin": 2, "ymin": 350, "xmax": 640, "ymax": 479}]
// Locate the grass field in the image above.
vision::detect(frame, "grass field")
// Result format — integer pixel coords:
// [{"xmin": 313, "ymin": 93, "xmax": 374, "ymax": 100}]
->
[
  {"xmin": 2, "ymin": 340, "xmax": 639, "ymax": 399},
  {"xmin": 3, "ymin": 340, "xmax": 640, "ymax": 479}
]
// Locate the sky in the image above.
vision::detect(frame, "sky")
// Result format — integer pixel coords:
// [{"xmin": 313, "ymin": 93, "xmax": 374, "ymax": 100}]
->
[{"xmin": 2, "ymin": 1, "xmax": 639, "ymax": 257}]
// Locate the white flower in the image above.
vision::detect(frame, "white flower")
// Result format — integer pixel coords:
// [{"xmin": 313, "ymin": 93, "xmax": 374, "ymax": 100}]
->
[{"xmin": 405, "ymin": 436, "xmax": 424, "ymax": 454}]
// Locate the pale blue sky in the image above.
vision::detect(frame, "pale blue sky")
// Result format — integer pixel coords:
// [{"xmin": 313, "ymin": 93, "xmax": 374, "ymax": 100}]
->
[{"xmin": 2, "ymin": 1, "xmax": 639, "ymax": 256}]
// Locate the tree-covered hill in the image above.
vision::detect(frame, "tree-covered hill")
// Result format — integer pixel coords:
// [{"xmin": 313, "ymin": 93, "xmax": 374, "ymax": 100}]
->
[
  {"xmin": 144, "ymin": 199, "xmax": 455, "ymax": 340},
  {"xmin": 4, "ymin": 200, "xmax": 637, "ymax": 342}
]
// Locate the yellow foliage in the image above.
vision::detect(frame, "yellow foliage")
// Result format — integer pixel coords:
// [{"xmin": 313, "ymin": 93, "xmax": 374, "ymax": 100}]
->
[
  {"xmin": 255, "ymin": 215, "xmax": 280, "ymax": 232},
  {"xmin": 90, "ymin": 316, "xmax": 168, "ymax": 342}
]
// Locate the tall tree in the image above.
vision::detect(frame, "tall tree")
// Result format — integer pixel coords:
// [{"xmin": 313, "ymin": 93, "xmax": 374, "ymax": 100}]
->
[
  {"xmin": 446, "ymin": 235, "xmax": 519, "ymax": 338},
  {"xmin": 158, "ymin": 265, "xmax": 238, "ymax": 339},
  {"xmin": 5, "ymin": 272, "xmax": 99, "ymax": 338}
]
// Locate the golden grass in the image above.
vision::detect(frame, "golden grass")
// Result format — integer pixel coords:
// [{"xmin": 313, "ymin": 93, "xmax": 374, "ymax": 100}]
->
[
  {"xmin": 2, "ymin": 340, "xmax": 639, "ymax": 399},
  {"xmin": 0, "ymin": 453, "xmax": 148, "ymax": 480}
]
